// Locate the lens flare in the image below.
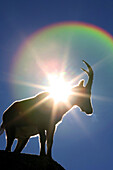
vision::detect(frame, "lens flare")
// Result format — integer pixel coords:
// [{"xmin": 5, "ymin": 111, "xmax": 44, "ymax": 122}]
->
[{"xmin": 11, "ymin": 21, "xmax": 113, "ymax": 111}]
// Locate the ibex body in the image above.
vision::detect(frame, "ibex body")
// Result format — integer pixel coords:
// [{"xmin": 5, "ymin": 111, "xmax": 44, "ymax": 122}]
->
[{"xmin": 0, "ymin": 61, "xmax": 93, "ymax": 157}]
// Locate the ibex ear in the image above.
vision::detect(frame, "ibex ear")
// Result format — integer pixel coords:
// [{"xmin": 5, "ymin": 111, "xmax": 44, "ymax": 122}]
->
[{"xmin": 78, "ymin": 80, "xmax": 84, "ymax": 87}]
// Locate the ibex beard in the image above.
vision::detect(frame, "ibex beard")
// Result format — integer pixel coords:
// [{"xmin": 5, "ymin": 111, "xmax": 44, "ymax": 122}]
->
[{"xmin": 0, "ymin": 60, "xmax": 93, "ymax": 158}]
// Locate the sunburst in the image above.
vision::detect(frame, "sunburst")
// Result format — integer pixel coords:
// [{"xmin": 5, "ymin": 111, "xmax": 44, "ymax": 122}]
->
[{"xmin": 47, "ymin": 73, "xmax": 72, "ymax": 103}]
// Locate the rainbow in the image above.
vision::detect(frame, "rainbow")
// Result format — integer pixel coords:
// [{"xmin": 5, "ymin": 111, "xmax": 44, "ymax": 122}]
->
[
  {"xmin": 30, "ymin": 21, "xmax": 113, "ymax": 44},
  {"xmin": 11, "ymin": 21, "xmax": 113, "ymax": 98}
]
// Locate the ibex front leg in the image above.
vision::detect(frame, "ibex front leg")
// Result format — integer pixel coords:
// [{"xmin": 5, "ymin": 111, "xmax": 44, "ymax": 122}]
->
[{"xmin": 47, "ymin": 126, "xmax": 55, "ymax": 158}]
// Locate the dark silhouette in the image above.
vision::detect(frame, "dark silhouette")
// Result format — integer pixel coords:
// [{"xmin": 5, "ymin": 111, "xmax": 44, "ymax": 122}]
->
[{"xmin": 0, "ymin": 60, "xmax": 93, "ymax": 158}]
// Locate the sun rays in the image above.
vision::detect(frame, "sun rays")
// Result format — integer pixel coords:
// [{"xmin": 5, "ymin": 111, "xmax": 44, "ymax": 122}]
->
[
  {"xmin": 11, "ymin": 22, "xmax": 113, "ymax": 115},
  {"xmin": 11, "ymin": 59, "xmax": 113, "ymax": 112}
]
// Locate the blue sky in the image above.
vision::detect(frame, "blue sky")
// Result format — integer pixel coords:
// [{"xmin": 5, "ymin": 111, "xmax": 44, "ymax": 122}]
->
[{"xmin": 0, "ymin": 0, "xmax": 113, "ymax": 170}]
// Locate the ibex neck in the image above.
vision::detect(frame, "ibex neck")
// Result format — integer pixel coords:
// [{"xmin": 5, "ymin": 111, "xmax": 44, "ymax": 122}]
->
[{"xmin": 68, "ymin": 94, "xmax": 78, "ymax": 108}]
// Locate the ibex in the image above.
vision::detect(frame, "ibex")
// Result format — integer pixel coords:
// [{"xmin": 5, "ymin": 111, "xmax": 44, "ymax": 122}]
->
[{"xmin": 0, "ymin": 60, "xmax": 93, "ymax": 158}]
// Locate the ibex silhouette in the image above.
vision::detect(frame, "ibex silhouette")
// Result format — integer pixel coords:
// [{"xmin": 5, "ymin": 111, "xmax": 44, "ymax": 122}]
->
[{"xmin": 0, "ymin": 60, "xmax": 93, "ymax": 158}]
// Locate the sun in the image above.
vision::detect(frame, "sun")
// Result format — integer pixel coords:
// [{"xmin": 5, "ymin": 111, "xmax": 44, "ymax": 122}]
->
[{"xmin": 47, "ymin": 73, "xmax": 72, "ymax": 103}]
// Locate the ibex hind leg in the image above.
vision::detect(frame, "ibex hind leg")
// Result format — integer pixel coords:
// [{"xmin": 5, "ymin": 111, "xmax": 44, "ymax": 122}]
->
[
  {"xmin": 5, "ymin": 127, "xmax": 15, "ymax": 152},
  {"xmin": 14, "ymin": 137, "xmax": 29, "ymax": 153},
  {"xmin": 47, "ymin": 127, "xmax": 55, "ymax": 158},
  {"xmin": 39, "ymin": 130, "xmax": 46, "ymax": 156}
]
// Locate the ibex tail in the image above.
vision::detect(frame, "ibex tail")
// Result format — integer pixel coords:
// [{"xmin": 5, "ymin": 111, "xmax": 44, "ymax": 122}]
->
[{"xmin": 0, "ymin": 123, "xmax": 4, "ymax": 135}]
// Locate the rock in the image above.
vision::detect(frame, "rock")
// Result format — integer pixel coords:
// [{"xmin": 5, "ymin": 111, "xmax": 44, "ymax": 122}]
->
[{"xmin": 0, "ymin": 150, "xmax": 65, "ymax": 170}]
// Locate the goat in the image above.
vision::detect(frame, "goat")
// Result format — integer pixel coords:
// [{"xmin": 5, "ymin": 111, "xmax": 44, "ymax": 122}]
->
[{"xmin": 0, "ymin": 60, "xmax": 93, "ymax": 158}]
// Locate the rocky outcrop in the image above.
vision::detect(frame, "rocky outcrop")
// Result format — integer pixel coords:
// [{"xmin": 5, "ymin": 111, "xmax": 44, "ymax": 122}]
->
[{"xmin": 0, "ymin": 150, "xmax": 65, "ymax": 170}]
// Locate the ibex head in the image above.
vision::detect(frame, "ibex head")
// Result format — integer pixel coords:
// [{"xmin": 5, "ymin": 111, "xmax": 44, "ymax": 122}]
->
[{"xmin": 72, "ymin": 60, "xmax": 94, "ymax": 115}]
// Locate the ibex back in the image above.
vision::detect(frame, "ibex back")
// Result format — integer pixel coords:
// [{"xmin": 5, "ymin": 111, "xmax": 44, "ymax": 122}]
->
[{"xmin": 0, "ymin": 60, "xmax": 94, "ymax": 158}]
